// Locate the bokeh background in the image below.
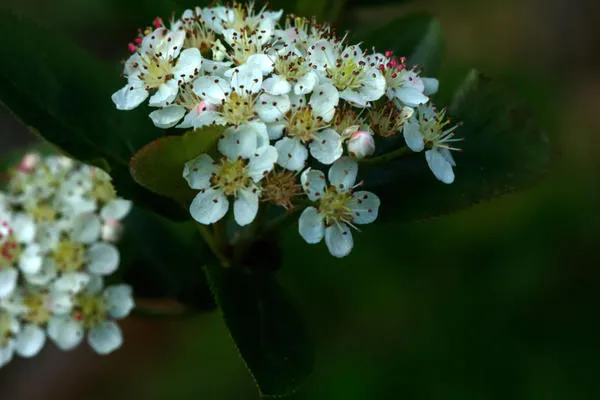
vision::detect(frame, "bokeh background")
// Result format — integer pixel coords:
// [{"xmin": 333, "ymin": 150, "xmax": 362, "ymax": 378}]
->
[{"xmin": 1, "ymin": 0, "xmax": 600, "ymax": 398}]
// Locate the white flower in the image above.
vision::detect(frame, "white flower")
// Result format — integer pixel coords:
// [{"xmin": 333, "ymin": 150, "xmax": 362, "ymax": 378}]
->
[
  {"xmin": 272, "ymin": 83, "xmax": 342, "ymax": 171},
  {"xmin": 403, "ymin": 104, "xmax": 462, "ymax": 184},
  {"xmin": 47, "ymin": 279, "xmax": 134, "ymax": 355},
  {"xmin": 112, "ymin": 27, "xmax": 202, "ymax": 110},
  {"xmin": 0, "ymin": 222, "xmax": 21, "ymax": 298},
  {"xmin": 298, "ymin": 157, "xmax": 380, "ymax": 257},
  {"xmin": 346, "ymin": 130, "xmax": 376, "ymax": 159},
  {"xmin": 201, "ymin": 4, "xmax": 282, "ymax": 37},
  {"xmin": 184, "ymin": 135, "xmax": 278, "ymax": 226},
  {"xmin": 0, "ymin": 310, "xmax": 19, "ymax": 367},
  {"xmin": 308, "ymin": 40, "xmax": 385, "ymax": 107}
]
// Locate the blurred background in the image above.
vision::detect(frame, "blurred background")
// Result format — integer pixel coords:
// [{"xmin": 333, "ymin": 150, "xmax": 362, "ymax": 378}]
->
[{"xmin": 1, "ymin": 0, "xmax": 600, "ymax": 398}]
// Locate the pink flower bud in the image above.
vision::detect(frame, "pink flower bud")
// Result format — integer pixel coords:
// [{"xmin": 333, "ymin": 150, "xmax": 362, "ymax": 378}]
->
[
  {"xmin": 128, "ymin": 42, "xmax": 137, "ymax": 53},
  {"xmin": 102, "ymin": 219, "xmax": 124, "ymax": 243},
  {"xmin": 347, "ymin": 130, "xmax": 375, "ymax": 159},
  {"xmin": 153, "ymin": 17, "xmax": 163, "ymax": 28},
  {"xmin": 18, "ymin": 153, "xmax": 41, "ymax": 173}
]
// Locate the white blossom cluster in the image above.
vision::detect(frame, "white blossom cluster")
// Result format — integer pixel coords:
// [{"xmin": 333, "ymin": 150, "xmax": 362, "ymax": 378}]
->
[
  {"xmin": 0, "ymin": 154, "xmax": 134, "ymax": 367},
  {"xmin": 112, "ymin": 2, "xmax": 462, "ymax": 257}
]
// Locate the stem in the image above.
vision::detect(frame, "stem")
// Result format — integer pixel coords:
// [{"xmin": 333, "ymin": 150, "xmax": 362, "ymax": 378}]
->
[
  {"xmin": 360, "ymin": 146, "xmax": 411, "ymax": 165},
  {"xmin": 196, "ymin": 223, "xmax": 231, "ymax": 267}
]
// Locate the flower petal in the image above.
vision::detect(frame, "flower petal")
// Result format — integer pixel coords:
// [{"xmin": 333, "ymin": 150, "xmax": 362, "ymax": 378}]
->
[
  {"xmin": 53, "ymin": 272, "xmax": 90, "ymax": 293},
  {"xmin": 183, "ymin": 154, "xmax": 216, "ymax": 190},
  {"xmin": 18, "ymin": 244, "xmax": 42, "ymax": 275},
  {"xmin": 231, "ymin": 65, "xmax": 262, "ymax": 95},
  {"xmin": 218, "ymin": 124, "xmax": 258, "ymax": 159},
  {"xmin": 100, "ymin": 199, "xmax": 132, "ymax": 221},
  {"xmin": 275, "ymin": 137, "xmax": 308, "ymax": 171},
  {"xmin": 247, "ymin": 146, "xmax": 278, "ymax": 182},
  {"xmin": 425, "ymin": 149, "xmax": 455, "ymax": 184},
  {"xmin": 104, "ymin": 285, "xmax": 135, "ymax": 319},
  {"xmin": 189, "ymin": 188, "xmax": 229, "ymax": 224},
  {"xmin": 111, "ymin": 82, "xmax": 148, "ymax": 110},
  {"xmin": 70, "ymin": 213, "xmax": 101, "ymax": 244},
  {"xmin": 348, "ymin": 191, "xmax": 380, "ymax": 225},
  {"xmin": 298, "ymin": 207, "xmax": 325, "ymax": 244},
  {"xmin": 192, "ymin": 76, "xmax": 229, "ymax": 104},
  {"xmin": 325, "ymin": 223, "xmax": 354, "ymax": 258},
  {"xmin": 393, "ymin": 87, "xmax": 428, "ymax": 107},
  {"xmin": 309, "ymin": 129, "xmax": 343, "ymax": 165},
  {"xmin": 403, "ymin": 119, "xmax": 425, "ymax": 152},
  {"xmin": 422, "ymin": 77, "xmax": 439, "ymax": 96},
  {"xmin": 245, "ymin": 54, "xmax": 274, "ymax": 75},
  {"xmin": 294, "ymin": 71, "xmax": 319, "ymax": 95},
  {"xmin": 172, "ymin": 48, "xmax": 202, "ymax": 81},
  {"xmin": 11, "ymin": 213, "xmax": 36, "ymax": 244},
  {"xmin": 262, "ymin": 74, "xmax": 292, "ymax": 95},
  {"xmin": 0, "ymin": 268, "xmax": 17, "ymax": 298},
  {"xmin": 233, "ymin": 188, "xmax": 259, "ymax": 226},
  {"xmin": 86, "ymin": 243, "xmax": 120, "ymax": 276},
  {"xmin": 309, "ymin": 82, "xmax": 339, "ymax": 122},
  {"xmin": 308, "ymin": 39, "xmax": 337, "ymax": 70},
  {"xmin": 255, "ymin": 93, "xmax": 290, "ymax": 123},
  {"xmin": 300, "ymin": 168, "xmax": 327, "ymax": 201},
  {"xmin": 88, "ymin": 321, "xmax": 123, "ymax": 355},
  {"xmin": 48, "ymin": 316, "xmax": 84, "ymax": 351},
  {"xmin": 327, "ymin": 156, "xmax": 358, "ymax": 191},
  {"xmin": 148, "ymin": 79, "xmax": 179, "ymax": 107},
  {"xmin": 267, "ymin": 123, "xmax": 286, "ymax": 140},
  {"xmin": 15, "ymin": 324, "xmax": 46, "ymax": 358},
  {"xmin": 149, "ymin": 105, "xmax": 187, "ymax": 129}
]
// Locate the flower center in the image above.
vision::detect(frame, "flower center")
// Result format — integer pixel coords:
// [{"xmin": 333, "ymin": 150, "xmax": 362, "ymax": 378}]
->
[
  {"xmin": 368, "ymin": 101, "xmax": 413, "ymax": 138},
  {"xmin": 418, "ymin": 109, "xmax": 460, "ymax": 150},
  {"xmin": 211, "ymin": 158, "xmax": 250, "ymax": 197},
  {"xmin": 329, "ymin": 58, "xmax": 365, "ymax": 91},
  {"xmin": 27, "ymin": 203, "xmax": 57, "ymax": 223},
  {"xmin": 53, "ymin": 240, "xmax": 85, "ymax": 273},
  {"xmin": 138, "ymin": 53, "xmax": 174, "ymax": 90},
  {"xmin": 22, "ymin": 291, "xmax": 51, "ymax": 325},
  {"xmin": 261, "ymin": 170, "xmax": 301, "ymax": 210},
  {"xmin": 275, "ymin": 54, "xmax": 310, "ymax": 83},
  {"xmin": 0, "ymin": 224, "xmax": 21, "ymax": 268},
  {"xmin": 221, "ymin": 92, "xmax": 255, "ymax": 126},
  {"xmin": 73, "ymin": 293, "xmax": 107, "ymax": 329},
  {"xmin": 318, "ymin": 187, "xmax": 353, "ymax": 226},
  {"xmin": 183, "ymin": 20, "xmax": 216, "ymax": 54},
  {"xmin": 287, "ymin": 106, "xmax": 326, "ymax": 142},
  {"xmin": 0, "ymin": 311, "xmax": 16, "ymax": 347}
]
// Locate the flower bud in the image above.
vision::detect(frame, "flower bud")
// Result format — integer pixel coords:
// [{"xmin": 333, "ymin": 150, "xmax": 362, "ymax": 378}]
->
[
  {"xmin": 101, "ymin": 219, "xmax": 124, "ymax": 243},
  {"xmin": 18, "ymin": 153, "xmax": 41, "ymax": 173},
  {"xmin": 347, "ymin": 130, "xmax": 375, "ymax": 159}
]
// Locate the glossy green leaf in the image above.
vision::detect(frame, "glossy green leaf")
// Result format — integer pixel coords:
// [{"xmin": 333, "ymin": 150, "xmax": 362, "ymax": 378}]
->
[
  {"xmin": 129, "ymin": 126, "xmax": 224, "ymax": 202},
  {"xmin": 204, "ymin": 264, "xmax": 314, "ymax": 397},
  {"xmin": 0, "ymin": 11, "xmax": 185, "ymax": 220},
  {"xmin": 363, "ymin": 70, "xmax": 552, "ymax": 222}
]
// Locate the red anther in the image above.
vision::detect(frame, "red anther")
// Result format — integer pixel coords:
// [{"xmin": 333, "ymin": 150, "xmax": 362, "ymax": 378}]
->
[
  {"xmin": 128, "ymin": 43, "xmax": 137, "ymax": 53},
  {"xmin": 391, "ymin": 73, "xmax": 397, "ymax": 79},
  {"xmin": 385, "ymin": 50, "xmax": 393, "ymax": 58},
  {"xmin": 390, "ymin": 59, "xmax": 398, "ymax": 68},
  {"xmin": 153, "ymin": 17, "xmax": 163, "ymax": 28},
  {"xmin": 134, "ymin": 37, "xmax": 143, "ymax": 45},
  {"xmin": 378, "ymin": 64, "xmax": 385, "ymax": 71}
]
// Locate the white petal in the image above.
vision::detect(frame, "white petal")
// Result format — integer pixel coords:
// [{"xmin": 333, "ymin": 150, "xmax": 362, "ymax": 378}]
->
[
  {"xmin": 300, "ymin": 168, "xmax": 327, "ymax": 201},
  {"xmin": 275, "ymin": 137, "xmax": 308, "ymax": 171},
  {"xmin": 358, "ymin": 69, "xmax": 386, "ymax": 102},
  {"xmin": 339, "ymin": 88, "xmax": 369, "ymax": 108},
  {"xmin": 48, "ymin": 316, "xmax": 84, "ymax": 351},
  {"xmin": 183, "ymin": 154, "xmax": 217, "ymax": 190},
  {"xmin": 165, "ymin": 29, "xmax": 186, "ymax": 59},
  {"xmin": 439, "ymin": 147, "xmax": 456, "ymax": 167},
  {"xmin": 53, "ymin": 272, "xmax": 90, "ymax": 293},
  {"xmin": 0, "ymin": 342, "xmax": 15, "ymax": 367},
  {"xmin": 86, "ymin": 243, "xmax": 120, "ymax": 276},
  {"xmin": 15, "ymin": 324, "xmax": 46, "ymax": 358},
  {"xmin": 111, "ymin": 82, "xmax": 148, "ymax": 110},
  {"xmin": 309, "ymin": 82, "xmax": 339, "ymax": 122},
  {"xmin": 24, "ymin": 258, "xmax": 57, "ymax": 287},
  {"xmin": 70, "ymin": 213, "xmax": 101, "ymax": 244},
  {"xmin": 88, "ymin": 321, "xmax": 123, "ymax": 355},
  {"xmin": 11, "ymin": 213, "xmax": 36, "ymax": 243},
  {"xmin": 148, "ymin": 79, "xmax": 180, "ymax": 107},
  {"xmin": 325, "ymin": 223, "xmax": 354, "ymax": 258},
  {"xmin": 394, "ymin": 87, "xmax": 429, "ymax": 107},
  {"xmin": 104, "ymin": 285, "xmax": 135, "ymax": 319},
  {"xmin": 18, "ymin": 244, "xmax": 43, "ymax": 275},
  {"xmin": 262, "ymin": 75, "xmax": 291, "ymax": 95},
  {"xmin": 100, "ymin": 199, "xmax": 132, "ymax": 221},
  {"xmin": 36, "ymin": 223, "xmax": 61, "ymax": 252},
  {"xmin": 348, "ymin": 191, "xmax": 380, "ymax": 225},
  {"xmin": 403, "ymin": 120, "xmax": 425, "ymax": 152},
  {"xmin": 255, "ymin": 93, "xmax": 290, "ymax": 123},
  {"xmin": 294, "ymin": 71, "xmax": 319, "ymax": 95},
  {"xmin": 179, "ymin": 110, "xmax": 225, "ymax": 129},
  {"xmin": 201, "ymin": 59, "xmax": 232, "ymax": 75},
  {"xmin": 48, "ymin": 290, "xmax": 73, "ymax": 314},
  {"xmin": 233, "ymin": 189, "xmax": 259, "ymax": 226},
  {"xmin": 84, "ymin": 275, "xmax": 104, "ymax": 295},
  {"xmin": 422, "ymin": 77, "xmax": 439, "ymax": 96},
  {"xmin": 298, "ymin": 207, "xmax": 325, "ymax": 244},
  {"xmin": 172, "ymin": 48, "xmax": 202, "ymax": 81},
  {"xmin": 149, "ymin": 105, "xmax": 187, "ymax": 129},
  {"xmin": 192, "ymin": 76, "xmax": 229, "ymax": 104},
  {"xmin": 218, "ymin": 125, "xmax": 258, "ymax": 159},
  {"xmin": 247, "ymin": 146, "xmax": 278, "ymax": 181},
  {"xmin": 231, "ymin": 65, "xmax": 262, "ymax": 95},
  {"xmin": 425, "ymin": 149, "xmax": 455, "ymax": 184},
  {"xmin": 267, "ymin": 123, "xmax": 286, "ymax": 140},
  {"xmin": 310, "ymin": 129, "xmax": 343, "ymax": 165},
  {"xmin": 245, "ymin": 54, "xmax": 274, "ymax": 75},
  {"xmin": 289, "ymin": 93, "xmax": 306, "ymax": 110},
  {"xmin": 308, "ymin": 39, "xmax": 337, "ymax": 70},
  {"xmin": 327, "ymin": 156, "xmax": 358, "ymax": 191},
  {"xmin": 0, "ymin": 268, "xmax": 17, "ymax": 298},
  {"xmin": 189, "ymin": 189, "xmax": 229, "ymax": 224}
]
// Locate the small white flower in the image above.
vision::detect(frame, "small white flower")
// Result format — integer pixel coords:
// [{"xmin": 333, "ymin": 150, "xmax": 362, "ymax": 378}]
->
[
  {"xmin": 298, "ymin": 157, "xmax": 380, "ymax": 258},
  {"xmin": 403, "ymin": 104, "xmax": 462, "ymax": 184},
  {"xmin": 0, "ymin": 310, "xmax": 19, "ymax": 367}
]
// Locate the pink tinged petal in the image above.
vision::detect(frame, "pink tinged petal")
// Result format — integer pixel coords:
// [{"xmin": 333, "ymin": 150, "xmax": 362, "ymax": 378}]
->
[
  {"xmin": 104, "ymin": 285, "xmax": 135, "ymax": 319},
  {"xmin": 275, "ymin": 137, "xmax": 308, "ymax": 171},
  {"xmin": 88, "ymin": 321, "xmax": 123, "ymax": 355},
  {"xmin": 394, "ymin": 87, "xmax": 429, "ymax": 107},
  {"xmin": 19, "ymin": 245, "xmax": 42, "ymax": 275},
  {"xmin": 422, "ymin": 77, "xmax": 439, "ymax": 96},
  {"xmin": 231, "ymin": 65, "xmax": 263, "ymax": 95},
  {"xmin": 233, "ymin": 188, "xmax": 259, "ymax": 226},
  {"xmin": 293, "ymin": 71, "xmax": 318, "ymax": 95},
  {"xmin": 347, "ymin": 131, "xmax": 376, "ymax": 159},
  {"xmin": 100, "ymin": 199, "xmax": 132, "ymax": 221},
  {"xmin": 149, "ymin": 105, "xmax": 187, "ymax": 129},
  {"xmin": 172, "ymin": 48, "xmax": 202, "ymax": 82},
  {"xmin": 70, "ymin": 213, "xmax": 101, "ymax": 244},
  {"xmin": 309, "ymin": 82, "xmax": 339, "ymax": 122},
  {"xmin": 245, "ymin": 54, "xmax": 274, "ymax": 75},
  {"xmin": 49, "ymin": 317, "xmax": 84, "ymax": 351},
  {"xmin": 300, "ymin": 168, "xmax": 327, "ymax": 201},
  {"xmin": 308, "ymin": 39, "xmax": 337, "ymax": 70},
  {"xmin": 247, "ymin": 146, "xmax": 278, "ymax": 182},
  {"xmin": 192, "ymin": 76, "xmax": 229, "ymax": 104},
  {"xmin": 267, "ymin": 123, "xmax": 286, "ymax": 140},
  {"xmin": 298, "ymin": 207, "xmax": 325, "ymax": 244},
  {"xmin": 149, "ymin": 79, "xmax": 179, "ymax": 107},
  {"xmin": 325, "ymin": 223, "xmax": 354, "ymax": 258},
  {"xmin": 111, "ymin": 82, "xmax": 148, "ymax": 110},
  {"xmin": 15, "ymin": 324, "xmax": 46, "ymax": 358},
  {"xmin": 183, "ymin": 154, "xmax": 216, "ymax": 190},
  {"xmin": 256, "ymin": 93, "xmax": 291, "ymax": 123},
  {"xmin": 348, "ymin": 191, "xmax": 380, "ymax": 225},
  {"xmin": 0, "ymin": 268, "xmax": 18, "ymax": 298},
  {"xmin": 86, "ymin": 243, "xmax": 120, "ymax": 276},
  {"xmin": 189, "ymin": 188, "xmax": 229, "ymax": 225},
  {"xmin": 327, "ymin": 157, "xmax": 358, "ymax": 192},
  {"xmin": 425, "ymin": 149, "xmax": 455, "ymax": 184},
  {"xmin": 11, "ymin": 213, "xmax": 36, "ymax": 243},
  {"xmin": 403, "ymin": 120, "xmax": 425, "ymax": 152},
  {"xmin": 262, "ymin": 75, "xmax": 292, "ymax": 95},
  {"xmin": 309, "ymin": 129, "xmax": 343, "ymax": 165}
]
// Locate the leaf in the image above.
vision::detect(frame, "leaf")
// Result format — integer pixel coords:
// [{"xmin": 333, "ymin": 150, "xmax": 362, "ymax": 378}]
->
[
  {"xmin": 296, "ymin": 0, "xmax": 328, "ymax": 20},
  {"xmin": 363, "ymin": 70, "xmax": 552, "ymax": 222},
  {"xmin": 204, "ymin": 264, "xmax": 315, "ymax": 397},
  {"xmin": 0, "ymin": 10, "xmax": 185, "ymax": 220},
  {"xmin": 129, "ymin": 126, "xmax": 224, "ymax": 202},
  {"xmin": 357, "ymin": 14, "xmax": 445, "ymax": 75}
]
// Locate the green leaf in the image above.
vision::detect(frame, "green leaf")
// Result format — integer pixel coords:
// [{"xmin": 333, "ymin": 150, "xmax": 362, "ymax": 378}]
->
[
  {"xmin": 129, "ymin": 126, "xmax": 224, "ymax": 202},
  {"xmin": 0, "ymin": 10, "xmax": 185, "ymax": 220},
  {"xmin": 358, "ymin": 14, "xmax": 445, "ymax": 75},
  {"xmin": 204, "ymin": 264, "xmax": 314, "ymax": 397},
  {"xmin": 364, "ymin": 70, "xmax": 552, "ymax": 222}
]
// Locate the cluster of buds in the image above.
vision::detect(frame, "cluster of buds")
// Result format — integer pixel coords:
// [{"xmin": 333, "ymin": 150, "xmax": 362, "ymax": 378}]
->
[
  {"xmin": 0, "ymin": 154, "xmax": 134, "ymax": 367},
  {"xmin": 112, "ymin": 2, "xmax": 462, "ymax": 257}
]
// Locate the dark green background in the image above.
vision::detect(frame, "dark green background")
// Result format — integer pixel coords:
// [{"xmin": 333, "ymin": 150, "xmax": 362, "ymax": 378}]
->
[{"xmin": 1, "ymin": 0, "xmax": 599, "ymax": 398}]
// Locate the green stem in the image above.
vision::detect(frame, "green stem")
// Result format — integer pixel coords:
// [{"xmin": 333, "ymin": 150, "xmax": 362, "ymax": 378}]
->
[
  {"xmin": 196, "ymin": 223, "xmax": 231, "ymax": 267},
  {"xmin": 360, "ymin": 146, "xmax": 411, "ymax": 165}
]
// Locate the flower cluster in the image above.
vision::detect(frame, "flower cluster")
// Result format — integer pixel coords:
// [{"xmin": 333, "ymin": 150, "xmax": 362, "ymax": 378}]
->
[
  {"xmin": 0, "ymin": 154, "xmax": 134, "ymax": 367},
  {"xmin": 112, "ymin": 2, "xmax": 462, "ymax": 257}
]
